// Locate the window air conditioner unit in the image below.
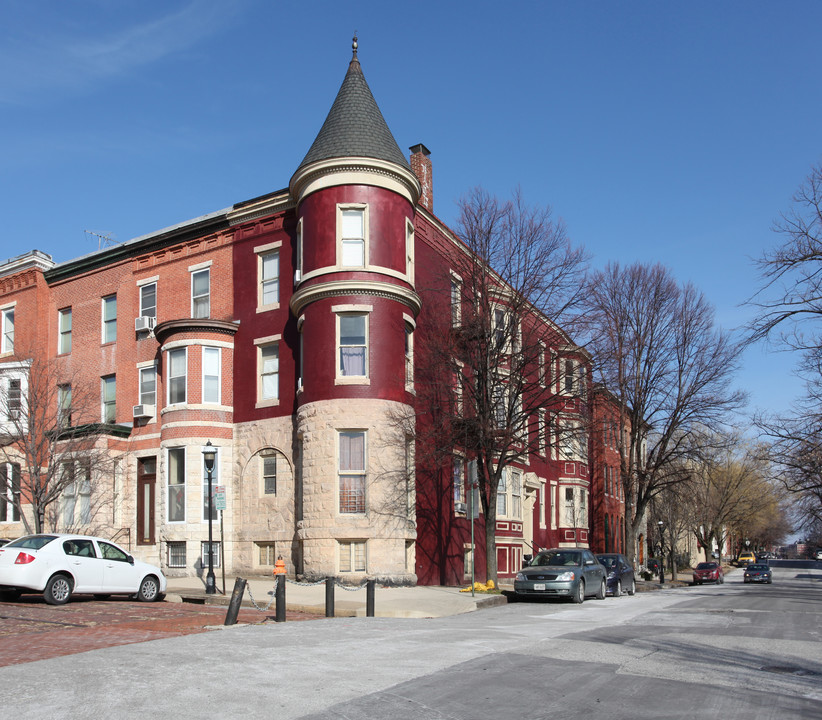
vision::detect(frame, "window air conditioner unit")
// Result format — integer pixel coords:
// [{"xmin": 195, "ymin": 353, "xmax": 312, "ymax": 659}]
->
[
  {"xmin": 135, "ymin": 316, "xmax": 156, "ymax": 332},
  {"xmin": 454, "ymin": 502, "xmax": 467, "ymax": 514},
  {"xmin": 132, "ymin": 404, "xmax": 155, "ymax": 419}
]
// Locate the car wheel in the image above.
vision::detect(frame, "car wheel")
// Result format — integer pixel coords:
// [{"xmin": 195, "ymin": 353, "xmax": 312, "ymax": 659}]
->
[
  {"xmin": 613, "ymin": 580, "xmax": 622, "ymax": 598},
  {"xmin": 137, "ymin": 575, "xmax": 161, "ymax": 602},
  {"xmin": 596, "ymin": 578, "xmax": 606, "ymax": 600},
  {"xmin": 572, "ymin": 580, "xmax": 585, "ymax": 604},
  {"xmin": 627, "ymin": 578, "xmax": 636, "ymax": 596},
  {"xmin": 44, "ymin": 574, "xmax": 72, "ymax": 605}
]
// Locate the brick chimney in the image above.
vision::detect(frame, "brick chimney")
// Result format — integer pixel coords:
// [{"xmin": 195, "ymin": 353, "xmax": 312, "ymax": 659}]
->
[{"xmin": 409, "ymin": 144, "xmax": 433, "ymax": 213}]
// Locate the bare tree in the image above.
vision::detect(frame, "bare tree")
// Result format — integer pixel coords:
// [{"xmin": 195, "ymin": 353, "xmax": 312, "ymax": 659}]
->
[
  {"xmin": 582, "ymin": 262, "xmax": 745, "ymax": 567},
  {"xmin": 0, "ymin": 355, "xmax": 119, "ymax": 534},
  {"xmin": 416, "ymin": 187, "xmax": 588, "ymax": 584},
  {"xmin": 748, "ymin": 162, "xmax": 822, "ymax": 527}
]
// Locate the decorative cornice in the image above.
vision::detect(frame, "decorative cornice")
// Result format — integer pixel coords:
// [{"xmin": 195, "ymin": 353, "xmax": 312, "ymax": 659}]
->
[
  {"xmin": 290, "ymin": 157, "xmax": 421, "ymax": 206},
  {"xmin": 154, "ymin": 318, "xmax": 240, "ymax": 344},
  {"xmin": 290, "ymin": 279, "xmax": 421, "ymax": 316}
]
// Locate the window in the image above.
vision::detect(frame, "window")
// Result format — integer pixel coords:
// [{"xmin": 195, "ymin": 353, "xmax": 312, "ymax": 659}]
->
[
  {"xmin": 258, "ymin": 542, "xmax": 277, "ymax": 566},
  {"xmin": 102, "ymin": 295, "xmax": 117, "ymax": 343},
  {"xmin": 404, "ymin": 321, "xmax": 414, "ymax": 389},
  {"xmin": 1, "ymin": 308, "xmax": 14, "ymax": 353},
  {"xmin": 202, "ymin": 449, "xmax": 219, "ymax": 522},
  {"xmin": 339, "ymin": 431, "xmax": 365, "ymax": 514},
  {"xmin": 493, "ymin": 307, "xmax": 507, "ymax": 348},
  {"xmin": 565, "ymin": 487, "xmax": 575, "ymax": 524},
  {"xmin": 0, "ymin": 463, "xmax": 21, "ymax": 522},
  {"xmin": 560, "ymin": 419, "xmax": 587, "ymax": 462},
  {"xmin": 405, "ymin": 219, "xmax": 415, "ymax": 282},
  {"xmin": 191, "ymin": 268, "xmax": 210, "ymax": 318},
  {"xmin": 497, "ymin": 471, "xmax": 507, "ymax": 516},
  {"xmin": 453, "ymin": 457, "xmax": 465, "ymax": 505},
  {"xmin": 511, "ymin": 469, "xmax": 522, "ymax": 518},
  {"xmin": 58, "ymin": 308, "xmax": 72, "ymax": 354},
  {"xmin": 263, "ymin": 454, "xmax": 277, "ymax": 494},
  {"xmin": 538, "ymin": 343, "xmax": 546, "ymax": 387},
  {"xmin": 61, "ymin": 463, "xmax": 75, "ymax": 527},
  {"xmin": 7, "ymin": 378, "xmax": 21, "ymax": 420},
  {"xmin": 58, "ymin": 384, "xmax": 71, "ymax": 428},
  {"xmin": 538, "ymin": 409, "xmax": 546, "ymax": 455},
  {"xmin": 338, "ymin": 314, "xmax": 367, "ymax": 378},
  {"xmin": 202, "ymin": 347, "xmax": 220, "ymax": 404},
  {"xmin": 492, "ymin": 380, "xmax": 507, "ymax": 429},
  {"xmin": 259, "ymin": 343, "xmax": 279, "ymax": 401},
  {"xmin": 140, "ymin": 282, "xmax": 157, "ymax": 319},
  {"xmin": 260, "ymin": 252, "xmax": 279, "ymax": 307},
  {"xmin": 167, "ymin": 448, "xmax": 186, "ymax": 522},
  {"xmin": 339, "ymin": 540, "xmax": 366, "ymax": 573},
  {"xmin": 450, "ymin": 275, "xmax": 462, "ymax": 327},
  {"xmin": 168, "ymin": 348, "xmax": 186, "ymax": 405},
  {"xmin": 340, "ymin": 207, "xmax": 365, "ymax": 267},
  {"xmin": 201, "ymin": 541, "xmax": 221, "ymax": 568},
  {"xmin": 78, "ymin": 461, "xmax": 91, "ymax": 524},
  {"xmin": 296, "ymin": 218, "xmax": 303, "ymax": 280},
  {"xmin": 139, "ymin": 366, "xmax": 156, "ymax": 406},
  {"xmin": 101, "ymin": 375, "xmax": 116, "ymax": 423},
  {"xmin": 167, "ymin": 542, "xmax": 186, "ymax": 568}
]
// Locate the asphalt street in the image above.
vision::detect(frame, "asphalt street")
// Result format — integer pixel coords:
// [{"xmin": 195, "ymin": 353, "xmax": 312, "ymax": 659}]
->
[{"xmin": 1, "ymin": 563, "xmax": 820, "ymax": 719}]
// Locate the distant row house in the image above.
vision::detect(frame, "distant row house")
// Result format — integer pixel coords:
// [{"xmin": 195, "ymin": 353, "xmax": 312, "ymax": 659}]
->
[{"xmin": 0, "ymin": 42, "xmax": 625, "ymax": 585}]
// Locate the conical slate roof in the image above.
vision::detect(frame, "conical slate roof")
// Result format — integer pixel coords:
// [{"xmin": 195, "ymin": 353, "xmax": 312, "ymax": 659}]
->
[{"xmin": 296, "ymin": 39, "xmax": 410, "ymax": 172}]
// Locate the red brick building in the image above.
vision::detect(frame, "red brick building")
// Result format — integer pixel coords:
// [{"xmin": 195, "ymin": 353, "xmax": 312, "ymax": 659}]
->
[{"xmin": 0, "ymin": 42, "xmax": 599, "ymax": 585}]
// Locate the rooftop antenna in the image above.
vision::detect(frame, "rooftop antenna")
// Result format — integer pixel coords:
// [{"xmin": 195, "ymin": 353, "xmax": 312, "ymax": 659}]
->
[{"xmin": 84, "ymin": 230, "xmax": 120, "ymax": 250}]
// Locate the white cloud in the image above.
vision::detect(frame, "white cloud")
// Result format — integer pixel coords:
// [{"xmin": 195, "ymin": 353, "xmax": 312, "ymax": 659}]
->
[{"xmin": 0, "ymin": 0, "xmax": 244, "ymax": 105}]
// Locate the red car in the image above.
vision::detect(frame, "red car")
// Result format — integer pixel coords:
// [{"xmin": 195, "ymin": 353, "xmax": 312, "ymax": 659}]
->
[{"xmin": 693, "ymin": 561, "xmax": 724, "ymax": 585}]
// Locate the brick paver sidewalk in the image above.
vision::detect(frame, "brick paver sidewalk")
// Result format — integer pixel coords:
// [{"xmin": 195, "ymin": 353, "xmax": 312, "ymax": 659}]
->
[{"xmin": 0, "ymin": 597, "xmax": 317, "ymax": 667}]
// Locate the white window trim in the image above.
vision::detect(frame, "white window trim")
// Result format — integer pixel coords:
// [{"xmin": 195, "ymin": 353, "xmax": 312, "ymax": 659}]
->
[
  {"xmin": 334, "ymin": 305, "xmax": 372, "ymax": 385},
  {"xmin": 190, "ymin": 267, "xmax": 210, "ymax": 319},
  {"xmin": 404, "ymin": 313, "xmax": 415, "ymax": 392},
  {"xmin": 405, "ymin": 218, "xmax": 415, "ymax": 284},
  {"xmin": 450, "ymin": 271, "xmax": 462, "ymax": 327},
  {"xmin": 101, "ymin": 295, "xmax": 117, "ymax": 344},
  {"xmin": 138, "ymin": 364, "xmax": 158, "ymax": 409},
  {"xmin": 101, "ymin": 375, "xmax": 116, "ymax": 423},
  {"xmin": 295, "ymin": 217, "xmax": 303, "ymax": 280},
  {"xmin": 338, "ymin": 539, "xmax": 367, "ymax": 573},
  {"xmin": 138, "ymin": 280, "xmax": 157, "ymax": 319},
  {"xmin": 167, "ymin": 347, "xmax": 187, "ymax": 406},
  {"xmin": 336, "ymin": 203, "xmax": 368, "ymax": 269},
  {"xmin": 58, "ymin": 308, "xmax": 72, "ymax": 355},
  {"xmin": 255, "ymin": 240, "xmax": 282, "ymax": 312},
  {"xmin": 202, "ymin": 346, "xmax": 221, "ymax": 405},
  {"xmin": 337, "ymin": 429, "xmax": 367, "ymax": 516},
  {"xmin": 254, "ymin": 335, "xmax": 281, "ymax": 408},
  {"xmin": 1, "ymin": 304, "xmax": 15, "ymax": 355},
  {"xmin": 166, "ymin": 447, "xmax": 186, "ymax": 524}
]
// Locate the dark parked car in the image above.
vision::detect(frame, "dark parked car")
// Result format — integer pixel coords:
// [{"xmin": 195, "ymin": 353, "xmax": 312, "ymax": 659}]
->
[
  {"xmin": 515, "ymin": 548, "xmax": 606, "ymax": 603},
  {"xmin": 596, "ymin": 553, "xmax": 636, "ymax": 596},
  {"xmin": 692, "ymin": 561, "xmax": 724, "ymax": 585},
  {"xmin": 743, "ymin": 563, "xmax": 772, "ymax": 584}
]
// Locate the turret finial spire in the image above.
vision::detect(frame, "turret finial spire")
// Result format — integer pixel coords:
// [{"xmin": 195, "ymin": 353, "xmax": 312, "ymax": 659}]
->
[{"xmin": 352, "ymin": 33, "xmax": 358, "ymax": 60}]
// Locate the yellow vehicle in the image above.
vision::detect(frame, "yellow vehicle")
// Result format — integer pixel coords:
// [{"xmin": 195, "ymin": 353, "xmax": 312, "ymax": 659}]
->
[{"xmin": 737, "ymin": 551, "xmax": 756, "ymax": 566}]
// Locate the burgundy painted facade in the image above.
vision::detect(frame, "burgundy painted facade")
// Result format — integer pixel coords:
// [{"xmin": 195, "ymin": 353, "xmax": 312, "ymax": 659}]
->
[{"xmin": 0, "ymin": 48, "xmax": 605, "ymax": 586}]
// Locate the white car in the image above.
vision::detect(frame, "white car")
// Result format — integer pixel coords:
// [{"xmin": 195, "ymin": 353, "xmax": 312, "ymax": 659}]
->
[{"xmin": 0, "ymin": 534, "xmax": 166, "ymax": 605}]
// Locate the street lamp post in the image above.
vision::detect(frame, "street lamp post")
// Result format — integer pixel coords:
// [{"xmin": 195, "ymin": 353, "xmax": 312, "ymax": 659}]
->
[
  {"xmin": 202, "ymin": 441, "xmax": 217, "ymax": 595},
  {"xmin": 657, "ymin": 521, "xmax": 665, "ymax": 584}
]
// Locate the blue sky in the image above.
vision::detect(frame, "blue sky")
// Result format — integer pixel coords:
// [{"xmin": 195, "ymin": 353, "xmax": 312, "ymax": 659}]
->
[{"xmin": 2, "ymin": 0, "xmax": 820, "ymax": 420}]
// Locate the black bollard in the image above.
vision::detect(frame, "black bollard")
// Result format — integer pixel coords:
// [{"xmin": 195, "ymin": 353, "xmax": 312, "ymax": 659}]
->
[
  {"xmin": 659, "ymin": 566, "xmax": 665, "ymax": 584},
  {"xmin": 224, "ymin": 577, "xmax": 247, "ymax": 626},
  {"xmin": 275, "ymin": 574, "xmax": 286, "ymax": 622},
  {"xmin": 366, "ymin": 579, "xmax": 375, "ymax": 617},
  {"xmin": 325, "ymin": 576, "xmax": 335, "ymax": 618}
]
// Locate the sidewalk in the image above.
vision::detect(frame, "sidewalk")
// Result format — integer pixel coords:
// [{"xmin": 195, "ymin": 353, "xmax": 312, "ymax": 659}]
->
[
  {"xmin": 164, "ymin": 575, "xmax": 508, "ymax": 619},
  {"xmin": 165, "ymin": 567, "xmax": 710, "ymax": 619}
]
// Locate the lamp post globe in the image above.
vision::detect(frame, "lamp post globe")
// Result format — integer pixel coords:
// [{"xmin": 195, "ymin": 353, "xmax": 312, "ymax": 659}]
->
[{"xmin": 202, "ymin": 441, "xmax": 217, "ymax": 594}]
